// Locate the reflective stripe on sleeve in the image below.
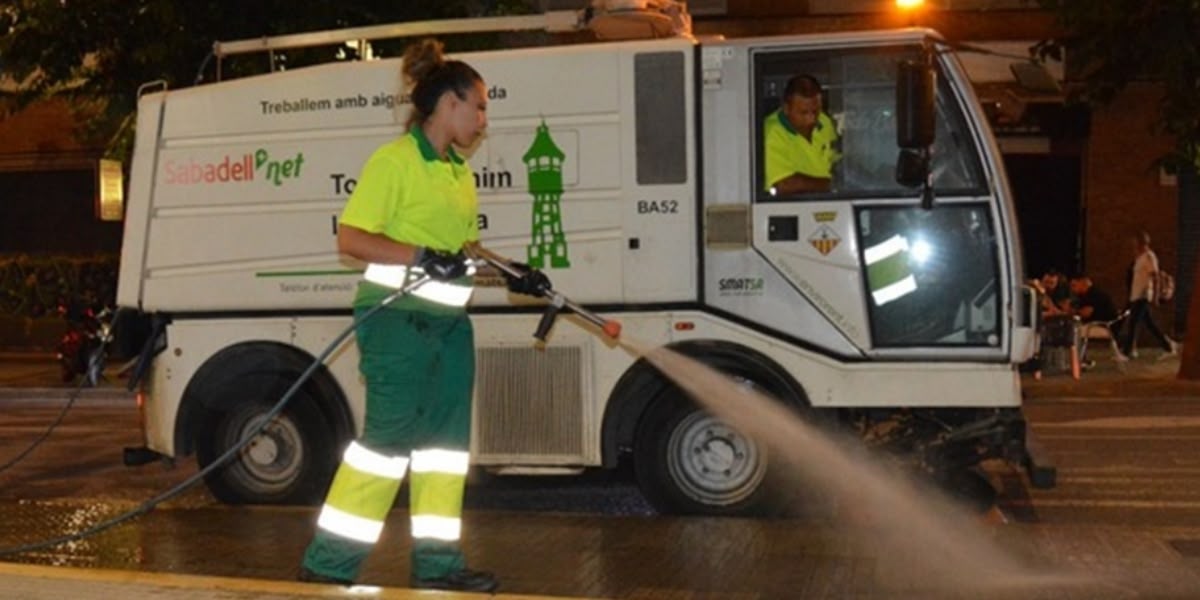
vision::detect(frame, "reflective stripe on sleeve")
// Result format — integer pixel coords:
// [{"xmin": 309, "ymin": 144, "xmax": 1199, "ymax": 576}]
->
[
  {"xmin": 412, "ymin": 280, "xmax": 474, "ymax": 306},
  {"xmin": 411, "ymin": 515, "xmax": 462, "ymax": 541},
  {"xmin": 410, "ymin": 449, "xmax": 470, "ymax": 475},
  {"xmin": 343, "ymin": 441, "xmax": 408, "ymax": 480},
  {"xmin": 363, "ymin": 263, "xmax": 474, "ymax": 306},
  {"xmin": 317, "ymin": 505, "xmax": 385, "ymax": 544},
  {"xmin": 363, "ymin": 264, "xmax": 413, "ymax": 288}
]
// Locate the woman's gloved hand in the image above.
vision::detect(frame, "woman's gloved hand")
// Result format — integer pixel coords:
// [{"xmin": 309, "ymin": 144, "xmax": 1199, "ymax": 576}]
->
[
  {"xmin": 504, "ymin": 261, "xmax": 552, "ymax": 297},
  {"xmin": 416, "ymin": 248, "xmax": 469, "ymax": 281}
]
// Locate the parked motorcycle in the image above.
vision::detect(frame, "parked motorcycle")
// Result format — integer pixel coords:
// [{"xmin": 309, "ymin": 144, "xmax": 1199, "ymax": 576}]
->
[{"xmin": 56, "ymin": 301, "xmax": 112, "ymax": 386}]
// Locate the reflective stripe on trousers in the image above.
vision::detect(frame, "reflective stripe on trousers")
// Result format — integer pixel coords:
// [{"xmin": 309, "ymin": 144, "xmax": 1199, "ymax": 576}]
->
[
  {"xmin": 409, "ymin": 448, "xmax": 470, "ymax": 541},
  {"xmin": 313, "ymin": 445, "xmax": 471, "ymax": 544},
  {"xmin": 314, "ymin": 441, "xmax": 408, "ymax": 544}
]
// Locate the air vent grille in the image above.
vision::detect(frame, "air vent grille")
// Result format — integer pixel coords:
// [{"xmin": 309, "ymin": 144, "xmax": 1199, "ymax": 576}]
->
[{"xmin": 475, "ymin": 346, "xmax": 585, "ymax": 457}]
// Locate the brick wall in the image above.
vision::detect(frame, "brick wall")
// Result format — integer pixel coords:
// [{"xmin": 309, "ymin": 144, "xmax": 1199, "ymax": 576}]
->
[
  {"xmin": 1083, "ymin": 82, "xmax": 1180, "ymax": 334},
  {"xmin": 0, "ymin": 98, "xmax": 99, "ymax": 171},
  {"xmin": 2, "ymin": 99, "xmax": 74, "ymax": 148}
]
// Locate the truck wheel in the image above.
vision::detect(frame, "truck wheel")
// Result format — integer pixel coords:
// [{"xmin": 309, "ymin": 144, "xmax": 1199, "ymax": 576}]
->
[
  {"xmin": 634, "ymin": 386, "xmax": 773, "ymax": 516},
  {"xmin": 196, "ymin": 387, "xmax": 338, "ymax": 505}
]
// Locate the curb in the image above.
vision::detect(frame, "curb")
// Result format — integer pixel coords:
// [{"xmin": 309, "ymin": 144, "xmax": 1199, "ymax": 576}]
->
[
  {"xmin": 0, "ymin": 351, "xmax": 57, "ymax": 362},
  {"xmin": 0, "ymin": 386, "xmax": 133, "ymax": 406},
  {"xmin": 0, "ymin": 561, "xmax": 577, "ymax": 600}
]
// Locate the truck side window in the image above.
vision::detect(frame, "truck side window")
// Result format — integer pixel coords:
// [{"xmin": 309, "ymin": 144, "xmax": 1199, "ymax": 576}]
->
[
  {"xmin": 857, "ymin": 204, "xmax": 1001, "ymax": 347},
  {"xmin": 754, "ymin": 46, "xmax": 985, "ymax": 200}
]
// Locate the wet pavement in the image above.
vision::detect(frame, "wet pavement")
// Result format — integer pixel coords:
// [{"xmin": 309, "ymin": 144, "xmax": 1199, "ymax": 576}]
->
[
  {"xmin": 1, "ymin": 496, "xmax": 1200, "ymax": 599},
  {"xmin": 2, "ymin": 350, "xmax": 1200, "ymax": 598}
]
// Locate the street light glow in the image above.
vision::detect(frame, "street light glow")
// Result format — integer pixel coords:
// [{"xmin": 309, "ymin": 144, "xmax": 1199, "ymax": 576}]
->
[{"xmin": 896, "ymin": 0, "xmax": 924, "ymax": 9}]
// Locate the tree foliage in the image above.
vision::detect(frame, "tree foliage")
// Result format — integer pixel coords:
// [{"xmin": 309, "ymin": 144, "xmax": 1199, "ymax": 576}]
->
[
  {"xmin": 1033, "ymin": 0, "xmax": 1200, "ymax": 171},
  {"xmin": 0, "ymin": 0, "xmax": 533, "ymax": 154}
]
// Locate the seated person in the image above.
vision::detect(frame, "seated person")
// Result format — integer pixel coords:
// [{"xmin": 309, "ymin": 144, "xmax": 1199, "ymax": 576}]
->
[
  {"xmin": 1068, "ymin": 275, "xmax": 1118, "ymax": 323},
  {"xmin": 763, "ymin": 74, "xmax": 841, "ymax": 195},
  {"xmin": 1036, "ymin": 270, "xmax": 1071, "ymax": 317}
]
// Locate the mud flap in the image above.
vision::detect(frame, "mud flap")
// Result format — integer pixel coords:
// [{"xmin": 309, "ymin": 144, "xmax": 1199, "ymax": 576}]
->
[{"xmin": 1022, "ymin": 428, "xmax": 1057, "ymax": 489}]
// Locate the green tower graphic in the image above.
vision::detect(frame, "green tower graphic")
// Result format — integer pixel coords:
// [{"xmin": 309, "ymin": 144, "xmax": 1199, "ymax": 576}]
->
[{"xmin": 523, "ymin": 121, "xmax": 570, "ymax": 268}]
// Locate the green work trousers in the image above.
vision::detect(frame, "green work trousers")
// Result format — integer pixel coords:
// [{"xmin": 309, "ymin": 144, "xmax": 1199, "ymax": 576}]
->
[{"xmin": 302, "ymin": 306, "xmax": 475, "ymax": 582}]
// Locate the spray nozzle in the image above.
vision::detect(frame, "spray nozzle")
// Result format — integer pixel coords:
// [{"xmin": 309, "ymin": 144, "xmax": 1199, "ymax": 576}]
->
[
  {"xmin": 474, "ymin": 248, "xmax": 622, "ymax": 342},
  {"xmin": 534, "ymin": 293, "xmax": 566, "ymax": 342},
  {"xmin": 601, "ymin": 319, "xmax": 622, "ymax": 339},
  {"xmin": 531, "ymin": 291, "xmax": 623, "ymax": 342}
]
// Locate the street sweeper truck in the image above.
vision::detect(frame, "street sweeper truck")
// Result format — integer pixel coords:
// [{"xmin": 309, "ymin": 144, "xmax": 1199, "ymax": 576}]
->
[{"xmin": 114, "ymin": 3, "xmax": 1051, "ymax": 516}]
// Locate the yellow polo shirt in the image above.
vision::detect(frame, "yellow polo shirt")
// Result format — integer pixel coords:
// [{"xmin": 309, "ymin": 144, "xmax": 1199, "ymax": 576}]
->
[
  {"xmin": 763, "ymin": 110, "xmax": 840, "ymax": 192},
  {"xmin": 340, "ymin": 127, "xmax": 479, "ymax": 310}
]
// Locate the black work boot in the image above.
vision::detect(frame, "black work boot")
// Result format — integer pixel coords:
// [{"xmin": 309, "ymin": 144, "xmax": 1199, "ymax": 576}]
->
[
  {"xmin": 297, "ymin": 566, "xmax": 353, "ymax": 586},
  {"xmin": 410, "ymin": 568, "xmax": 499, "ymax": 593}
]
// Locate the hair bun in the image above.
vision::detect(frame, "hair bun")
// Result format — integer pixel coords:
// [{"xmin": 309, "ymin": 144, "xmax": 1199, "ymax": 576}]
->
[{"xmin": 402, "ymin": 38, "xmax": 446, "ymax": 88}]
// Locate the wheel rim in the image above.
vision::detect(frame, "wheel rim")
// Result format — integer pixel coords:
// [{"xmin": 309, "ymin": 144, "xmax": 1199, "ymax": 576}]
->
[
  {"xmin": 666, "ymin": 410, "xmax": 766, "ymax": 506},
  {"xmin": 226, "ymin": 409, "xmax": 305, "ymax": 494}
]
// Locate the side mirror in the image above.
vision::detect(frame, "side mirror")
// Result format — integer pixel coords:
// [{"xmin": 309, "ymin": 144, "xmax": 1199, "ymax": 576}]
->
[
  {"xmin": 896, "ymin": 58, "xmax": 937, "ymax": 209},
  {"xmin": 896, "ymin": 59, "xmax": 935, "ymax": 149},
  {"xmin": 895, "ymin": 148, "xmax": 928, "ymax": 188}
]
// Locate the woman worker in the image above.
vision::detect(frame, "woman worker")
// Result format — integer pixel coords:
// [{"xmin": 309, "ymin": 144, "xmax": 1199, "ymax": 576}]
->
[{"xmin": 297, "ymin": 38, "xmax": 549, "ymax": 592}]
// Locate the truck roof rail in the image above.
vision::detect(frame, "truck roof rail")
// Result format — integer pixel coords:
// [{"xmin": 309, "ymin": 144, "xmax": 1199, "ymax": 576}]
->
[
  {"xmin": 213, "ymin": 11, "xmax": 582, "ymax": 60},
  {"xmin": 208, "ymin": 3, "xmax": 693, "ymax": 81},
  {"xmin": 210, "ymin": 11, "xmax": 582, "ymax": 81}
]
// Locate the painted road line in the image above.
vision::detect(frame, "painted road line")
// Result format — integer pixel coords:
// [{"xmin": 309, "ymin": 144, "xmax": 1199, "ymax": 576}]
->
[
  {"xmin": 1006, "ymin": 498, "xmax": 1200, "ymax": 509},
  {"xmin": 0, "ymin": 388, "xmax": 132, "ymax": 406},
  {"xmin": 1034, "ymin": 416, "xmax": 1200, "ymax": 429}
]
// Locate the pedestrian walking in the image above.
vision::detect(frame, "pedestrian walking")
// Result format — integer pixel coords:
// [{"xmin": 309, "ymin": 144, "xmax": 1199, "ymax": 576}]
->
[{"xmin": 1118, "ymin": 230, "xmax": 1177, "ymax": 362}]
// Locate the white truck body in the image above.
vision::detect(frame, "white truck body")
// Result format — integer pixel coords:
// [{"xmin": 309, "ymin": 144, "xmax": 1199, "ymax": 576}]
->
[{"xmin": 117, "ymin": 21, "xmax": 1045, "ymax": 513}]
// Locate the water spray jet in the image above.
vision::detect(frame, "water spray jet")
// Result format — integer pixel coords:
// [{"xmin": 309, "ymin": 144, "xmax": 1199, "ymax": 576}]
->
[{"xmin": 471, "ymin": 247, "xmax": 1093, "ymax": 594}]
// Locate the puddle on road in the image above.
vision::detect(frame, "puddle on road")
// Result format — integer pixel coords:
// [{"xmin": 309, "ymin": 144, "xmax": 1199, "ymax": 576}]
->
[
  {"xmin": 0, "ymin": 500, "xmax": 315, "ymax": 580},
  {"xmin": 0, "ymin": 501, "xmax": 143, "ymax": 568}
]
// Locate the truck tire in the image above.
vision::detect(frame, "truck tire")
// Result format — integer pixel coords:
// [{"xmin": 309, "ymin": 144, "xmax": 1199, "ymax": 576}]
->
[
  {"xmin": 634, "ymin": 385, "xmax": 774, "ymax": 516},
  {"xmin": 195, "ymin": 384, "xmax": 339, "ymax": 505}
]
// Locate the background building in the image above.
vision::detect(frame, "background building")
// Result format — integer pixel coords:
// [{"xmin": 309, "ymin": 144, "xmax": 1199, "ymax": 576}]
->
[{"xmin": 0, "ymin": 0, "xmax": 1187, "ymax": 347}]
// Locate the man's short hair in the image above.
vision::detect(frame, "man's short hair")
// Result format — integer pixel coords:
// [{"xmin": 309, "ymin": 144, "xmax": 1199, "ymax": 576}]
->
[
  {"xmin": 1135, "ymin": 230, "xmax": 1151, "ymax": 245},
  {"xmin": 783, "ymin": 74, "xmax": 822, "ymax": 101}
]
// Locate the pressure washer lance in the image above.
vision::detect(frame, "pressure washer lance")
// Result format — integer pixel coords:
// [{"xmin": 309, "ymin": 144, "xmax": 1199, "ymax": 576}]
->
[{"xmin": 475, "ymin": 250, "xmax": 622, "ymax": 342}]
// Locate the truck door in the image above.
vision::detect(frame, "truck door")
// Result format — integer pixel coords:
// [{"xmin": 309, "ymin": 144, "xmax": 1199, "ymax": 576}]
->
[
  {"xmin": 704, "ymin": 38, "xmax": 1015, "ymax": 361},
  {"xmin": 756, "ymin": 43, "xmax": 1011, "ymax": 360}
]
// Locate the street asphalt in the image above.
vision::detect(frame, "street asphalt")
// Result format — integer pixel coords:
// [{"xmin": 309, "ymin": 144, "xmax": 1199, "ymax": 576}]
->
[{"xmin": 4, "ymin": 345, "xmax": 1199, "ymax": 400}]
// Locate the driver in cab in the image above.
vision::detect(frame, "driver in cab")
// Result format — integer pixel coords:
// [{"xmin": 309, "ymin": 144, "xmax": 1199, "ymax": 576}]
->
[{"xmin": 763, "ymin": 74, "xmax": 841, "ymax": 195}]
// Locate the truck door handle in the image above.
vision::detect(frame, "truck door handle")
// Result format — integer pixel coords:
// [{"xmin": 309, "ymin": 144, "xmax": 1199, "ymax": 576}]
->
[{"xmin": 768, "ymin": 216, "xmax": 799, "ymax": 241}]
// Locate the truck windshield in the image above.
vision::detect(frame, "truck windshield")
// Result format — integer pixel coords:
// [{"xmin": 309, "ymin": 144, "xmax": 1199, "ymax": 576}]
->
[{"xmin": 755, "ymin": 44, "xmax": 985, "ymax": 200}]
